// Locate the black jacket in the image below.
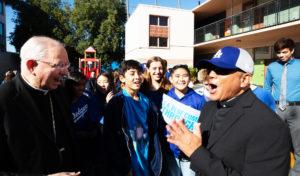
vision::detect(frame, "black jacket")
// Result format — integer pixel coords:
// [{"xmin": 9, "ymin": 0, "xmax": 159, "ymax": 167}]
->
[
  {"xmin": 190, "ymin": 89, "xmax": 291, "ymax": 176},
  {"xmin": 103, "ymin": 91, "xmax": 162, "ymax": 176},
  {"xmin": 0, "ymin": 74, "xmax": 79, "ymax": 175}
]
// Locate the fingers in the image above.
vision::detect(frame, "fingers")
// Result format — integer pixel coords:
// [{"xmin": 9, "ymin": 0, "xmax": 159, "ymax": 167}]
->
[
  {"xmin": 166, "ymin": 124, "xmax": 176, "ymax": 137},
  {"xmin": 169, "ymin": 119, "xmax": 185, "ymax": 134},
  {"xmin": 193, "ymin": 123, "xmax": 201, "ymax": 137},
  {"xmin": 176, "ymin": 118, "xmax": 191, "ymax": 134},
  {"xmin": 48, "ymin": 171, "xmax": 80, "ymax": 176},
  {"xmin": 73, "ymin": 172, "xmax": 81, "ymax": 176}
]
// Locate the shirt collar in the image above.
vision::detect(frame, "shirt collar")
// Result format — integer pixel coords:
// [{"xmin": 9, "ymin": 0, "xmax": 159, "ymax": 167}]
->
[
  {"xmin": 279, "ymin": 57, "xmax": 295, "ymax": 65},
  {"xmin": 21, "ymin": 74, "xmax": 49, "ymax": 95},
  {"xmin": 218, "ymin": 96, "xmax": 239, "ymax": 108}
]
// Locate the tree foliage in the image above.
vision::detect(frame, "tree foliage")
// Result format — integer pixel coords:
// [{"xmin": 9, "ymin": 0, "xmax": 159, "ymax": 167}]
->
[
  {"xmin": 5, "ymin": 0, "xmax": 73, "ymax": 52},
  {"xmin": 70, "ymin": 0, "xmax": 126, "ymax": 67},
  {"xmin": 5, "ymin": 0, "xmax": 126, "ymax": 67}
]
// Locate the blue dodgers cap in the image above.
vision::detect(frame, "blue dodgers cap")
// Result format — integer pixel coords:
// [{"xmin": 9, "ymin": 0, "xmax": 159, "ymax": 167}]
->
[{"xmin": 200, "ymin": 46, "xmax": 254, "ymax": 75}]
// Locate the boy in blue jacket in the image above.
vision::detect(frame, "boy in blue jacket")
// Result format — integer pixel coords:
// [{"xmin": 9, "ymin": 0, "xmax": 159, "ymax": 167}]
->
[
  {"xmin": 104, "ymin": 60, "xmax": 162, "ymax": 176},
  {"xmin": 167, "ymin": 65, "xmax": 206, "ymax": 176}
]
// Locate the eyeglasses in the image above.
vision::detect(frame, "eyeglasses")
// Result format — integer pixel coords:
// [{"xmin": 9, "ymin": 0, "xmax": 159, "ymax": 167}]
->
[
  {"xmin": 207, "ymin": 65, "xmax": 240, "ymax": 75},
  {"xmin": 36, "ymin": 60, "xmax": 70, "ymax": 69}
]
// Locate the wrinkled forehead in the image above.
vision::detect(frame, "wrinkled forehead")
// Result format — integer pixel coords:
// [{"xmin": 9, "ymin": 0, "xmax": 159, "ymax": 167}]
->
[{"xmin": 44, "ymin": 45, "xmax": 68, "ymax": 63}]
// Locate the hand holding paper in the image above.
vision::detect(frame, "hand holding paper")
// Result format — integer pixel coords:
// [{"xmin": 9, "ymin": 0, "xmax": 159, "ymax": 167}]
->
[{"xmin": 166, "ymin": 118, "xmax": 202, "ymax": 157}]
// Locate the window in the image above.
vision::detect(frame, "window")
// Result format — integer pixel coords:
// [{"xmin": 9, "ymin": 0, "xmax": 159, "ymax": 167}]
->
[
  {"xmin": 149, "ymin": 37, "xmax": 158, "ymax": 46},
  {"xmin": 159, "ymin": 17, "xmax": 168, "ymax": 26},
  {"xmin": 150, "ymin": 16, "xmax": 158, "ymax": 25},
  {"xmin": 159, "ymin": 38, "xmax": 167, "ymax": 47},
  {"xmin": 0, "ymin": 44, "xmax": 4, "ymax": 52},
  {"xmin": 0, "ymin": 1, "xmax": 3, "ymax": 15},
  {"xmin": 0, "ymin": 23, "xmax": 3, "ymax": 36},
  {"xmin": 149, "ymin": 15, "xmax": 168, "ymax": 26},
  {"xmin": 149, "ymin": 37, "xmax": 168, "ymax": 47},
  {"xmin": 255, "ymin": 46, "xmax": 271, "ymax": 59},
  {"xmin": 149, "ymin": 15, "xmax": 169, "ymax": 48}
]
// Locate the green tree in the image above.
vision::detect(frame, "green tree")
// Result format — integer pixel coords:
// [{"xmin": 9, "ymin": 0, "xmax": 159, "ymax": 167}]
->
[
  {"xmin": 5, "ymin": 0, "xmax": 80, "ymax": 62},
  {"xmin": 70, "ymin": 0, "xmax": 126, "ymax": 67},
  {"xmin": 5, "ymin": 0, "xmax": 126, "ymax": 67},
  {"xmin": 189, "ymin": 66, "xmax": 199, "ymax": 83}
]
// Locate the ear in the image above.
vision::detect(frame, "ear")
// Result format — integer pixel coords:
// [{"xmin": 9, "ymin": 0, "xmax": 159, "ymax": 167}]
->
[
  {"xmin": 240, "ymin": 73, "xmax": 251, "ymax": 88},
  {"xmin": 119, "ymin": 75, "xmax": 125, "ymax": 84},
  {"xmin": 26, "ymin": 59, "xmax": 38, "ymax": 75},
  {"xmin": 291, "ymin": 49, "xmax": 295, "ymax": 55}
]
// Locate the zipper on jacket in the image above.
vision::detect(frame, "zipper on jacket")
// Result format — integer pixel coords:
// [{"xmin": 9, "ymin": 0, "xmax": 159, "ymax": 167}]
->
[
  {"xmin": 155, "ymin": 107, "xmax": 163, "ymax": 176},
  {"xmin": 150, "ymin": 104, "xmax": 163, "ymax": 176},
  {"xmin": 121, "ymin": 102, "xmax": 132, "ymax": 158}
]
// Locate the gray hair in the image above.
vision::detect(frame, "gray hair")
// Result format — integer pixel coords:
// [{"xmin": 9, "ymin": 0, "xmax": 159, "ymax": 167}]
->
[{"xmin": 20, "ymin": 36, "xmax": 64, "ymax": 72}]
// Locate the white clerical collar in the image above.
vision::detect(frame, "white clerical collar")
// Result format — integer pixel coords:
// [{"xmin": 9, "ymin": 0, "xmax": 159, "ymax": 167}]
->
[{"xmin": 21, "ymin": 74, "xmax": 49, "ymax": 95}]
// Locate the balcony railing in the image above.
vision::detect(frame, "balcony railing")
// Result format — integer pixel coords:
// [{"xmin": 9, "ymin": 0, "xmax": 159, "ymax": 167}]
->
[{"xmin": 195, "ymin": 0, "xmax": 300, "ymax": 44}]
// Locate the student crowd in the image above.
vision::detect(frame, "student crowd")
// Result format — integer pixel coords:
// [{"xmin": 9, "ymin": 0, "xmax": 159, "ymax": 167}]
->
[{"xmin": 0, "ymin": 36, "xmax": 299, "ymax": 176}]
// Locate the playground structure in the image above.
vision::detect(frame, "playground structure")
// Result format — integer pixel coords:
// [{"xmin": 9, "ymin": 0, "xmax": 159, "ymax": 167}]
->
[{"xmin": 79, "ymin": 46, "xmax": 101, "ymax": 79}]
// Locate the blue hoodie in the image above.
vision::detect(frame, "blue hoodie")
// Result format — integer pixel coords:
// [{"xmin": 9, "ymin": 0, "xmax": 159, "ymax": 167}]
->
[{"xmin": 167, "ymin": 87, "xmax": 206, "ymax": 158}]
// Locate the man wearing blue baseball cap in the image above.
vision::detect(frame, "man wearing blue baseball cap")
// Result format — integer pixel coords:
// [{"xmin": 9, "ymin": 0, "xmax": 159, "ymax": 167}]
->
[{"xmin": 166, "ymin": 46, "xmax": 291, "ymax": 176}]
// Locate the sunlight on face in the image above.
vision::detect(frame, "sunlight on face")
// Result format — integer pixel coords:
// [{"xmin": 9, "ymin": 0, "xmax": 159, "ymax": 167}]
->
[
  {"xmin": 97, "ymin": 75, "xmax": 110, "ymax": 94},
  {"xmin": 148, "ymin": 61, "xmax": 164, "ymax": 82},
  {"xmin": 171, "ymin": 68, "xmax": 190, "ymax": 93}
]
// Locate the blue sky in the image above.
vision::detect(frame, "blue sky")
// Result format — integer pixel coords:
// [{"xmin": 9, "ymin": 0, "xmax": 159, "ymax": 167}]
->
[{"xmin": 5, "ymin": 0, "xmax": 206, "ymax": 53}]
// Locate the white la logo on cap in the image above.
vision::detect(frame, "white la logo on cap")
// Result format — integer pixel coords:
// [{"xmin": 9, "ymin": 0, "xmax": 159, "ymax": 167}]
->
[{"xmin": 214, "ymin": 50, "xmax": 223, "ymax": 58}]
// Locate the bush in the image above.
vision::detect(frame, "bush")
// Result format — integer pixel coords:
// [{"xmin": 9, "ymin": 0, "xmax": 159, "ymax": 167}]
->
[{"xmin": 188, "ymin": 66, "xmax": 198, "ymax": 83}]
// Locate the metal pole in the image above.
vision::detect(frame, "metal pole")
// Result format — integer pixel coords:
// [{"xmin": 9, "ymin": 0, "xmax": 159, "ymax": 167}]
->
[
  {"xmin": 155, "ymin": 0, "xmax": 157, "ymax": 6},
  {"xmin": 231, "ymin": 0, "xmax": 233, "ymax": 16},
  {"xmin": 126, "ymin": 0, "xmax": 129, "ymax": 20},
  {"xmin": 178, "ymin": 0, "xmax": 181, "ymax": 8}
]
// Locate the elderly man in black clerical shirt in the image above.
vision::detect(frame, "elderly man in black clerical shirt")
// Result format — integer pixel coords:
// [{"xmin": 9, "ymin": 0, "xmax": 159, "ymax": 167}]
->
[
  {"xmin": 166, "ymin": 46, "xmax": 291, "ymax": 176},
  {"xmin": 0, "ymin": 36, "xmax": 80, "ymax": 176}
]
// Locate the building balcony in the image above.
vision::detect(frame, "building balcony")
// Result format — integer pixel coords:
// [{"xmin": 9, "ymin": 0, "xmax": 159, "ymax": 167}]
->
[{"xmin": 195, "ymin": 0, "xmax": 300, "ymax": 44}]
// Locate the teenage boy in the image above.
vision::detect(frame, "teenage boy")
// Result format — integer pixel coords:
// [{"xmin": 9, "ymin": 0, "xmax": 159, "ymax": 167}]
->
[
  {"xmin": 167, "ymin": 65, "xmax": 206, "ymax": 176},
  {"xmin": 104, "ymin": 60, "xmax": 162, "ymax": 176},
  {"xmin": 264, "ymin": 38, "xmax": 300, "ymax": 175}
]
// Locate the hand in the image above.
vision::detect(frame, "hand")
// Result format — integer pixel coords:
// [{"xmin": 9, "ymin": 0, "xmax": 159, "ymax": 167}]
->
[
  {"xmin": 166, "ymin": 118, "xmax": 202, "ymax": 157},
  {"xmin": 106, "ymin": 91, "xmax": 114, "ymax": 103},
  {"xmin": 48, "ymin": 171, "xmax": 80, "ymax": 176}
]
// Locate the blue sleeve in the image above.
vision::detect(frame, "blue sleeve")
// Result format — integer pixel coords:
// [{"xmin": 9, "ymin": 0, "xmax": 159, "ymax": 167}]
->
[
  {"xmin": 253, "ymin": 87, "xmax": 277, "ymax": 113},
  {"xmin": 264, "ymin": 91, "xmax": 277, "ymax": 113},
  {"xmin": 264, "ymin": 67, "xmax": 273, "ymax": 93}
]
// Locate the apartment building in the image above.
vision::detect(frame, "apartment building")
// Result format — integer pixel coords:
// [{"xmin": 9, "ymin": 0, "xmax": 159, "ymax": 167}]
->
[
  {"xmin": 194, "ymin": 0, "xmax": 300, "ymax": 86},
  {"xmin": 125, "ymin": 0, "xmax": 299, "ymax": 85},
  {"xmin": 125, "ymin": 4, "xmax": 194, "ymax": 67}
]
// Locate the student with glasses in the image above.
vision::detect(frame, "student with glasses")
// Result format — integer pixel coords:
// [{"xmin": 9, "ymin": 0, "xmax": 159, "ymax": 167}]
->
[{"xmin": 0, "ymin": 36, "xmax": 80, "ymax": 176}]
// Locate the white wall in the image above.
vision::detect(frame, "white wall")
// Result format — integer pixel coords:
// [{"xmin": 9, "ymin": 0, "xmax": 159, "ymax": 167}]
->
[{"xmin": 125, "ymin": 5, "xmax": 194, "ymax": 67}]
